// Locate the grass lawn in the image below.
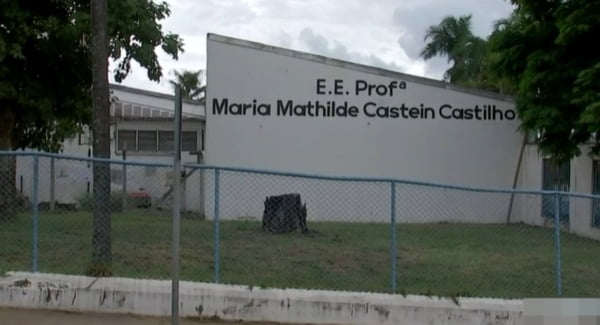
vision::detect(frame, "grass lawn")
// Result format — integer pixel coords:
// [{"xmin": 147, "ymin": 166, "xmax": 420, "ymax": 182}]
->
[{"xmin": 1, "ymin": 210, "xmax": 599, "ymax": 299}]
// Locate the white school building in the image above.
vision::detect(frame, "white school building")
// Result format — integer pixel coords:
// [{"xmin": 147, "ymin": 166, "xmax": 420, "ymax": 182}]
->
[
  {"xmin": 15, "ymin": 84, "xmax": 207, "ymax": 212},
  {"xmin": 15, "ymin": 34, "xmax": 600, "ymax": 240},
  {"xmin": 202, "ymin": 34, "xmax": 600, "ymax": 240}
]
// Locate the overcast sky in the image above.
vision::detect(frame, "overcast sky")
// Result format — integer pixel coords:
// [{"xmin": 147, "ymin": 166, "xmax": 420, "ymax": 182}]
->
[{"xmin": 110, "ymin": 0, "xmax": 515, "ymax": 95}]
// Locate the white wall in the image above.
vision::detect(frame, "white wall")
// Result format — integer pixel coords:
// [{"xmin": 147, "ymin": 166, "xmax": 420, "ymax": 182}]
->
[
  {"xmin": 510, "ymin": 144, "xmax": 600, "ymax": 239},
  {"xmin": 203, "ymin": 34, "xmax": 523, "ymax": 225},
  {"xmin": 205, "ymin": 34, "xmax": 522, "ymax": 185},
  {"xmin": 15, "ymin": 118, "xmax": 205, "ymax": 213},
  {"xmin": 568, "ymin": 154, "xmax": 600, "ymax": 239},
  {"xmin": 510, "ymin": 145, "xmax": 544, "ymax": 227}
]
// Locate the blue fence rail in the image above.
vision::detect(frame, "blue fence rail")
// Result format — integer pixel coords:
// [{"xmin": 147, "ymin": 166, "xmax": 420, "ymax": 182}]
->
[{"xmin": 1, "ymin": 151, "xmax": 600, "ymax": 299}]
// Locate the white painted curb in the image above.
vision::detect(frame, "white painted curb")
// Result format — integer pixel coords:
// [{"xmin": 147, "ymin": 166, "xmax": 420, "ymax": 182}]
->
[{"xmin": 0, "ymin": 272, "xmax": 523, "ymax": 325}]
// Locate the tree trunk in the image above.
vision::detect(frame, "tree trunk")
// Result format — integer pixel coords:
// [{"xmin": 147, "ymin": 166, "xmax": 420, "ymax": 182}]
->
[
  {"xmin": 89, "ymin": 0, "xmax": 112, "ymax": 276},
  {"xmin": 262, "ymin": 193, "xmax": 308, "ymax": 234},
  {"xmin": 0, "ymin": 107, "xmax": 17, "ymax": 220}
]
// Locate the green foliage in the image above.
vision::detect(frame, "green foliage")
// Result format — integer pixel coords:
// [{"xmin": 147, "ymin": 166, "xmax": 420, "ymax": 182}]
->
[
  {"xmin": 420, "ymin": 2, "xmax": 600, "ymax": 162},
  {"xmin": 0, "ymin": 1, "xmax": 93, "ymax": 151},
  {"xmin": 0, "ymin": 0, "xmax": 184, "ymax": 151},
  {"xmin": 107, "ymin": 0, "xmax": 184, "ymax": 83},
  {"xmin": 76, "ymin": 191, "xmax": 124, "ymax": 213},
  {"xmin": 169, "ymin": 69, "xmax": 205, "ymax": 100},
  {"xmin": 420, "ymin": 14, "xmax": 487, "ymax": 86},
  {"xmin": 487, "ymin": 0, "xmax": 600, "ymax": 162}
]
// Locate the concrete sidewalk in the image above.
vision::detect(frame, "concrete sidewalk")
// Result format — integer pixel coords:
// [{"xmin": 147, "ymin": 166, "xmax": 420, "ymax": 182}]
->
[{"xmin": 0, "ymin": 308, "xmax": 272, "ymax": 325}]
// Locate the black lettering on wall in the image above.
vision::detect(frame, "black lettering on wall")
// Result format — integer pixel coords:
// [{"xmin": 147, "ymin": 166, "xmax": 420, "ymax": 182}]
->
[
  {"xmin": 334, "ymin": 80, "xmax": 344, "ymax": 95},
  {"xmin": 277, "ymin": 100, "xmax": 293, "ymax": 116},
  {"xmin": 213, "ymin": 98, "xmax": 229, "ymax": 115},
  {"xmin": 439, "ymin": 104, "xmax": 452, "ymax": 119},
  {"xmin": 316, "ymin": 79, "xmax": 326, "ymax": 95}
]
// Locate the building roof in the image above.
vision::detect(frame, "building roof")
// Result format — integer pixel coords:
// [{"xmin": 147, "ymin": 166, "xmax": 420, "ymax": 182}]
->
[
  {"xmin": 109, "ymin": 83, "xmax": 204, "ymax": 105},
  {"xmin": 110, "ymin": 116, "xmax": 204, "ymax": 122},
  {"xmin": 109, "ymin": 83, "xmax": 205, "ymax": 121}
]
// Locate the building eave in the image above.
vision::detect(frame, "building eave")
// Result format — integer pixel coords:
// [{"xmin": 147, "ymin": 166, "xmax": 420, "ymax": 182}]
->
[
  {"xmin": 110, "ymin": 116, "xmax": 205, "ymax": 123},
  {"xmin": 109, "ymin": 83, "xmax": 204, "ymax": 105}
]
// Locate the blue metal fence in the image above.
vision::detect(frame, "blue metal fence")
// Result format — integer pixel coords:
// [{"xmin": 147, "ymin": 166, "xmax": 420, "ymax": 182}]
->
[{"xmin": 1, "ymin": 151, "xmax": 600, "ymax": 298}]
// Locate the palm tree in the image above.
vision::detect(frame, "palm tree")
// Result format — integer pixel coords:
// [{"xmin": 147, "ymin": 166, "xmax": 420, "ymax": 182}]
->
[
  {"xmin": 420, "ymin": 14, "xmax": 486, "ymax": 85},
  {"xmin": 169, "ymin": 69, "xmax": 205, "ymax": 100}
]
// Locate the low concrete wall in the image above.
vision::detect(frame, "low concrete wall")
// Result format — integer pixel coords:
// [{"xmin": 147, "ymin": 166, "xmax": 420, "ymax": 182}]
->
[{"xmin": 0, "ymin": 272, "xmax": 523, "ymax": 325}]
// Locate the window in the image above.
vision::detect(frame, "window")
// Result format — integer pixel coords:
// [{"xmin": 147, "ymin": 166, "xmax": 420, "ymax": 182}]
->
[
  {"xmin": 201, "ymin": 129, "xmax": 205, "ymax": 151},
  {"xmin": 117, "ymin": 130, "xmax": 136, "ymax": 151},
  {"xmin": 116, "ymin": 129, "xmax": 199, "ymax": 153},
  {"xmin": 114, "ymin": 102, "xmax": 123, "ymax": 117},
  {"xmin": 123, "ymin": 104, "xmax": 133, "ymax": 117},
  {"xmin": 138, "ymin": 131, "xmax": 157, "ymax": 151},
  {"xmin": 159, "ymin": 131, "xmax": 174, "ymax": 152},
  {"xmin": 182, "ymin": 131, "xmax": 197, "ymax": 152}
]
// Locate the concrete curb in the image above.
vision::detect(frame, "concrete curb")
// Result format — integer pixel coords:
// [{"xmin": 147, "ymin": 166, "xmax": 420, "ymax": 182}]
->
[{"xmin": 0, "ymin": 272, "xmax": 523, "ymax": 325}]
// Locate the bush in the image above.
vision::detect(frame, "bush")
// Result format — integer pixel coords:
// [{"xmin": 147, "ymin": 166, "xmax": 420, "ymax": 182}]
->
[{"xmin": 76, "ymin": 191, "xmax": 124, "ymax": 213}]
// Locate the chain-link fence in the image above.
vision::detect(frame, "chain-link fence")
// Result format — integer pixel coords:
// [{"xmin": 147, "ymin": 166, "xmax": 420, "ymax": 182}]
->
[{"xmin": 1, "ymin": 151, "xmax": 599, "ymax": 300}]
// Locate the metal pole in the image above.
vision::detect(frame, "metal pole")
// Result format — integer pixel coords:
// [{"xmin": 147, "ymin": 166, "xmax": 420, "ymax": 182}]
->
[
  {"xmin": 553, "ymin": 192, "xmax": 562, "ymax": 296},
  {"xmin": 32, "ymin": 155, "xmax": 39, "ymax": 272},
  {"xmin": 171, "ymin": 85, "xmax": 182, "ymax": 325},
  {"xmin": 390, "ymin": 181, "xmax": 397, "ymax": 294},
  {"xmin": 50, "ymin": 157, "xmax": 55, "ymax": 211},
  {"xmin": 122, "ymin": 146, "xmax": 127, "ymax": 212},
  {"xmin": 182, "ymin": 168, "xmax": 187, "ymax": 213},
  {"xmin": 506, "ymin": 134, "xmax": 527, "ymax": 223},
  {"xmin": 197, "ymin": 153, "xmax": 205, "ymax": 219},
  {"xmin": 213, "ymin": 169, "xmax": 220, "ymax": 283}
]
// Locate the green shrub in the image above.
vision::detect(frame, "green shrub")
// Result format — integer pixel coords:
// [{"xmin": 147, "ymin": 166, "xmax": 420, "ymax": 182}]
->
[{"xmin": 76, "ymin": 191, "xmax": 124, "ymax": 213}]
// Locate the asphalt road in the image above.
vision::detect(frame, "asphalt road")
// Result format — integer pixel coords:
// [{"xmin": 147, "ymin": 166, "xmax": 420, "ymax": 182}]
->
[{"xmin": 0, "ymin": 308, "xmax": 282, "ymax": 325}]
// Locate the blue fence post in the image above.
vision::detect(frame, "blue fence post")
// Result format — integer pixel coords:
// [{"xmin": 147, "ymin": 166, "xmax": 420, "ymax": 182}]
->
[
  {"xmin": 32, "ymin": 154, "xmax": 39, "ymax": 272},
  {"xmin": 390, "ymin": 181, "xmax": 397, "ymax": 294},
  {"xmin": 213, "ymin": 168, "xmax": 220, "ymax": 283},
  {"xmin": 553, "ymin": 192, "xmax": 562, "ymax": 296}
]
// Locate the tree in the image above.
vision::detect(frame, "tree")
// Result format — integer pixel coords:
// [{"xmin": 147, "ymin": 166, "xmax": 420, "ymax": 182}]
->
[
  {"xmin": 169, "ymin": 69, "xmax": 205, "ymax": 100},
  {"xmin": 0, "ymin": 0, "xmax": 183, "ymax": 151},
  {"xmin": 0, "ymin": 0, "xmax": 96, "ymax": 219},
  {"xmin": 90, "ymin": 0, "xmax": 112, "ymax": 275},
  {"xmin": 0, "ymin": 102, "xmax": 17, "ymax": 219},
  {"xmin": 0, "ymin": 0, "xmax": 184, "ymax": 270},
  {"xmin": 486, "ymin": 0, "xmax": 600, "ymax": 162},
  {"xmin": 420, "ymin": 14, "xmax": 487, "ymax": 85}
]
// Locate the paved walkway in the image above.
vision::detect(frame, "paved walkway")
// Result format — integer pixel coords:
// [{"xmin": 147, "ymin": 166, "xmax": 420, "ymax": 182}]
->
[{"xmin": 0, "ymin": 308, "xmax": 276, "ymax": 325}]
